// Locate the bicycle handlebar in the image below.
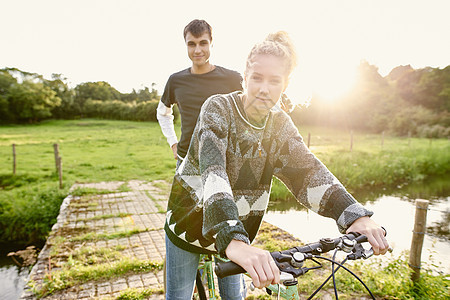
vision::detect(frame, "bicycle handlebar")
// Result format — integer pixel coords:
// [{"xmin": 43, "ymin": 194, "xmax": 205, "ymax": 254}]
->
[{"xmin": 215, "ymin": 232, "xmax": 368, "ymax": 279}]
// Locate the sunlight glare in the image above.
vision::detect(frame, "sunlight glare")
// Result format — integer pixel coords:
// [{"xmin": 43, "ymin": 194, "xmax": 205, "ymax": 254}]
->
[{"xmin": 309, "ymin": 64, "xmax": 357, "ymax": 103}]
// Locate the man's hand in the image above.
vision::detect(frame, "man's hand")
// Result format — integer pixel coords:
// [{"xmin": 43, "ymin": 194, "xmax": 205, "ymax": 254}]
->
[
  {"xmin": 225, "ymin": 240, "xmax": 280, "ymax": 289},
  {"xmin": 171, "ymin": 143, "xmax": 177, "ymax": 160},
  {"xmin": 346, "ymin": 216, "xmax": 390, "ymax": 255}
]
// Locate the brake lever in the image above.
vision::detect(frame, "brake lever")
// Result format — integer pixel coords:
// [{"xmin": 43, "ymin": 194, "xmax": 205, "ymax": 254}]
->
[
  {"xmin": 347, "ymin": 243, "xmax": 373, "ymax": 260},
  {"xmin": 249, "ymin": 272, "xmax": 295, "ymax": 291}
]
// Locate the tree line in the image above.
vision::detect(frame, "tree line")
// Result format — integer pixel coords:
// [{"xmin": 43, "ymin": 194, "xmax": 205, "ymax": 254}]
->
[
  {"xmin": 1, "ymin": 63, "xmax": 449, "ymax": 138},
  {"xmin": 291, "ymin": 61, "xmax": 450, "ymax": 138},
  {"xmin": 0, "ymin": 67, "xmax": 179, "ymax": 123}
]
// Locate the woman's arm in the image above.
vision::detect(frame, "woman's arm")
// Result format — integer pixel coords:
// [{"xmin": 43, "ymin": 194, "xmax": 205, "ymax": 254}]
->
[
  {"xmin": 195, "ymin": 96, "xmax": 250, "ymax": 256},
  {"xmin": 272, "ymin": 117, "xmax": 373, "ymax": 232}
]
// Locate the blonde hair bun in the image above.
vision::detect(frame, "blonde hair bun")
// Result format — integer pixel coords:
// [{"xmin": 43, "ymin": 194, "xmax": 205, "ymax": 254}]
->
[{"xmin": 246, "ymin": 31, "xmax": 297, "ymax": 77}]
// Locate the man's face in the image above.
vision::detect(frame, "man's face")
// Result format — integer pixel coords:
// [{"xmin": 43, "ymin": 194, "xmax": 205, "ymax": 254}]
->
[{"xmin": 185, "ymin": 32, "xmax": 212, "ymax": 68}]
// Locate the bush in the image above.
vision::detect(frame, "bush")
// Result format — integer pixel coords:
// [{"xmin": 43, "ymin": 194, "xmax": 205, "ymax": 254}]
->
[
  {"xmin": 388, "ymin": 106, "xmax": 436, "ymax": 136},
  {"xmin": 82, "ymin": 99, "xmax": 179, "ymax": 122},
  {"xmin": 0, "ymin": 183, "xmax": 67, "ymax": 244},
  {"xmin": 417, "ymin": 124, "xmax": 450, "ymax": 138}
]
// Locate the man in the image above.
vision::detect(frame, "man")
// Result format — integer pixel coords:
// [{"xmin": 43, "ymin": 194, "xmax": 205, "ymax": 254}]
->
[{"xmin": 157, "ymin": 19, "xmax": 243, "ymax": 162}]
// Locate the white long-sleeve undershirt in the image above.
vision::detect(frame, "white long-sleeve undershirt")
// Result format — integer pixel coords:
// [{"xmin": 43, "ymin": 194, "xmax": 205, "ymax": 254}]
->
[{"xmin": 156, "ymin": 100, "xmax": 178, "ymax": 147}]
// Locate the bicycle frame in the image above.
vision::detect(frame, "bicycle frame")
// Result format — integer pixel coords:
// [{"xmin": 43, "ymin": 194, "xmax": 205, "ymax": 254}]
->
[
  {"xmin": 266, "ymin": 282, "xmax": 299, "ymax": 300},
  {"xmin": 197, "ymin": 255, "xmax": 219, "ymax": 299}
]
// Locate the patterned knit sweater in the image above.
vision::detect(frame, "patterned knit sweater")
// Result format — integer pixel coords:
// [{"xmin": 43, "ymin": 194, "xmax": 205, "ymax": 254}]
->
[{"xmin": 164, "ymin": 91, "xmax": 373, "ymax": 257}]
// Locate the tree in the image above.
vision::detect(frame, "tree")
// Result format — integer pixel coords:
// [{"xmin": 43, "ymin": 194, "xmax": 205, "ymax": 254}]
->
[
  {"xmin": 121, "ymin": 83, "xmax": 160, "ymax": 103},
  {"xmin": 0, "ymin": 70, "xmax": 18, "ymax": 122},
  {"xmin": 74, "ymin": 81, "xmax": 122, "ymax": 113},
  {"xmin": 45, "ymin": 74, "xmax": 75, "ymax": 119},
  {"xmin": 8, "ymin": 81, "xmax": 61, "ymax": 123},
  {"xmin": 339, "ymin": 60, "xmax": 395, "ymax": 131}
]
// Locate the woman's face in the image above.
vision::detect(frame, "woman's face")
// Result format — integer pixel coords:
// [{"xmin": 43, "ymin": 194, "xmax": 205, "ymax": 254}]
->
[{"xmin": 243, "ymin": 54, "xmax": 288, "ymax": 121}]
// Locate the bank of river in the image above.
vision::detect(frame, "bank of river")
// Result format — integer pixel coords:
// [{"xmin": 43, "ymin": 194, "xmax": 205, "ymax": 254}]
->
[{"xmin": 265, "ymin": 175, "xmax": 450, "ymax": 274}]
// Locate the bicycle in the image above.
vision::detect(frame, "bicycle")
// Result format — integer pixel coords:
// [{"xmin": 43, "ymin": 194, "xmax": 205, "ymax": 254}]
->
[{"xmin": 190, "ymin": 232, "xmax": 391, "ymax": 299}]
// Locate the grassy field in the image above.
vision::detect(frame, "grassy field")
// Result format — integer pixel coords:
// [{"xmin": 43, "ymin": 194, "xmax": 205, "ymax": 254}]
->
[
  {"xmin": 1, "ymin": 119, "xmax": 448, "ymax": 299},
  {"xmin": 0, "ymin": 119, "xmax": 178, "ymax": 183},
  {"xmin": 0, "ymin": 119, "xmax": 449, "ymax": 245},
  {"xmin": 0, "ymin": 119, "xmax": 179, "ymax": 244}
]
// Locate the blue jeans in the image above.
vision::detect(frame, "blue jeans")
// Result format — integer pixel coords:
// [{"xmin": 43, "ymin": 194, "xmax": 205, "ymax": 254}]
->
[{"xmin": 165, "ymin": 234, "xmax": 246, "ymax": 299}]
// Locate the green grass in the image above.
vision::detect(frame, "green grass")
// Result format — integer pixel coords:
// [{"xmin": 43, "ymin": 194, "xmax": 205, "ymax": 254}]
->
[
  {"xmin": 0, "ymin": 119, "xmax": 178, "ymax": 244},
  {"xmin": 30, "ymin": 256, "xmax": 163, "ymax": 298},
  {"xmin": 69, "ymin": 228, "xmax": 152, "ymax": 242},
  {"xmin": 0, "ymin": 119, "xmax": 178, "ymax": 183},
  {"xmin": 117, "ymin": 287, "xmax": 164, "ymax": 299},
  {"xmin": 272, "ymin": 125, "xmax": 450, "ymax": 198},
  {"xmin": 80, "ymin": 212, "xmax": 132, "ymax": 222},
  {"xmin": 254, "ymin": 222, "xmax": 449, "ymax": 299},
  {"xmin": 0, "ymin": 119, "xmax": 448, "ymax": 246},
  {"xmin": 293, "ymin": 252, "xmax": 449, "ymax": 299},
  {"xmin": 31, "ymin": 224, "xmax": 164, "ymax": 298},
  {"xmin": 0, "ymin": 116, "xmax": 442, "ymax": 299}
]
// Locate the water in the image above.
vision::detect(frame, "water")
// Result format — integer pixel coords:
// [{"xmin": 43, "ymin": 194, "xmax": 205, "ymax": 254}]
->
[
  {"xmin": 264, "ymin": 175, "xmax": 450, "ymax": 274},
  {"xmin": 0, "ymin": 244, "xmax": 32, "ymax": 300}
]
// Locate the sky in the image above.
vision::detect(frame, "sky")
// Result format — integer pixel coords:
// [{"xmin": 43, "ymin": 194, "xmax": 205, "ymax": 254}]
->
[{"xmin": 1, "ymin": 0, "xmax": 449, "ymax": 103}]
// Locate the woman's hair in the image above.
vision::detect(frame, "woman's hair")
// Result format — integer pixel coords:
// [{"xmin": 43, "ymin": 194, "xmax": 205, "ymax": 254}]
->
[{"xmin": 245, "ymin": 31, "xmax": 297, "ymax": 78}]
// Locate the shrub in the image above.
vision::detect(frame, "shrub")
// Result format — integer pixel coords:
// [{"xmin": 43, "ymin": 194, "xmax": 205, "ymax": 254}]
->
[
  {"xmin": 81, "ymin": 99, "xmax": 180, "ymax": 123},
  {"xmin": 0, "ymin": 184, "xmax": 67, "ymax": 244}
]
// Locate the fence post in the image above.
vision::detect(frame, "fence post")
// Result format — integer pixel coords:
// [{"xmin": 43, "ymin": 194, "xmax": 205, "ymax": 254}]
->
[
  {"xmin": 53, "ymin": 143, "xmax": 60, "ymax": 173},
  {"xmin": 12, "ymin": 144, "xmax": 16, "ymax": 175},
  {"xmin": 57, "ymin": 156, "xmax": 63, "ymax": 189},
  {"xmin": 409, "ymin": 199, "xmax": 429, "ymax": 282},
  {"xmin": 381, "ymin": 131, "xmax": 385, "ymax": 148},
  {"xmin": 307, "ymin": 133, "xmax": 311, "ymax": 148},
  {"xmin": 350, "ymin": 130, "xmax": 353, "ymax": 152}
]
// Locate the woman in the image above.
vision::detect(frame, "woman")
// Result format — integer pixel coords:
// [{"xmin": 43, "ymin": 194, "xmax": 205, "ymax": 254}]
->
[{"xmin": 164, "ymin": 31, "xmax": 390, "ymax": 299}]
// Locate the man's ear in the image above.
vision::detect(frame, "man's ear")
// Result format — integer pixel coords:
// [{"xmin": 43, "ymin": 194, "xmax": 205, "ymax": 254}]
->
[{"xmin": 243, "ymin": 72, "xmax": 248, "ymax": 89}]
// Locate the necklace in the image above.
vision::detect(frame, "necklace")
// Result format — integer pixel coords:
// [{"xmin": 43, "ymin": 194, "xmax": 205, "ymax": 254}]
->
[
  {"xmin": 232, "ymin": 94, "xmax": 269, "ymax": 157},
  {"xmin": 257, "ymin": 134, "xmax": 264, "ymax": 157}
]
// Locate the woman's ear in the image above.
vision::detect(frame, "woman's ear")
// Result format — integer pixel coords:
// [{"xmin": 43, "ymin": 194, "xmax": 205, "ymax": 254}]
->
[{"xmin": 283, "ymin": 78, "xmax": 290, "ymax": 93}]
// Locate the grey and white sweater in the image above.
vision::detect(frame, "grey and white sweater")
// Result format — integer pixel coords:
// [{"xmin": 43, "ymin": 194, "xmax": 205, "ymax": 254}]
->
[{"xmin": 164, "ymin": 91, "xmax": 373, "ymax": 256}]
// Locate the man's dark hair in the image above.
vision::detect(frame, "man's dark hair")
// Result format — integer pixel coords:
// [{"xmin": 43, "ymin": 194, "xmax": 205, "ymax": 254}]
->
[{"xmin": 183, "ymin": 19, "xmax": 212, "ymax": 41}]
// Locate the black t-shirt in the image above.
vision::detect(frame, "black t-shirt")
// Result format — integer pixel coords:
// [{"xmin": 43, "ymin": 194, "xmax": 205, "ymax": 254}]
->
[{"xmin": 161, "ymin": 66, "xmax": 243, "ymax": 158}]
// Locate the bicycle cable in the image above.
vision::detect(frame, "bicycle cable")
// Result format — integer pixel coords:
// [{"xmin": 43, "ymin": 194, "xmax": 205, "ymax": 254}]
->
[
  {"xmin": 308, "ymin": 255, "xmax": 376, "ymax": 300},
  {"xmin": 332, "ymin": 249, "xmax": 339, "ymax": 300}
]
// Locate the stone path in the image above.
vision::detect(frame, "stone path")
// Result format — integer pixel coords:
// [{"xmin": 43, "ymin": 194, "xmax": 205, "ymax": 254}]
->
[
  {"xmin": 20, "ymin": 180, "xmax": 282, "ymax": 299},
  {"xmin": 21, "ymin": 180, "xmax": 168, "ymax": 300}
]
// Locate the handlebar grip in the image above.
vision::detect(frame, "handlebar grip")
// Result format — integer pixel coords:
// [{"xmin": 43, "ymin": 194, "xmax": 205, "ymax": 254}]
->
[
  {"xmin": 354, "ymin": 234, "xmax": 368, "ymax": 244},
  {"xmin": 214, "ymin": 260, "xmax": 246, "ymax": 278}
]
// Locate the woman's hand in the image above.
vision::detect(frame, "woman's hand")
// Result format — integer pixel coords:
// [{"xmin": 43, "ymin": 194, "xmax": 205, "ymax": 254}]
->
[
  {"xmin": 346, "ymin": 216, "xmax": 390, "ymax": 255},
  {"xmin": 225, "ymin": 240, "xmax": 280, "ymax": 288}
]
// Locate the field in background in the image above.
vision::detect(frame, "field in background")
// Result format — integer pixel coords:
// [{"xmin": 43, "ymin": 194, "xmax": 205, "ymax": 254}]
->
[
  {"xmin": 0, "ymin": 119, "xmax": 449, "ymax": 244},
  {"xmin": 0, "ymin": 119, "xmax": 178, "ymax": 184}
]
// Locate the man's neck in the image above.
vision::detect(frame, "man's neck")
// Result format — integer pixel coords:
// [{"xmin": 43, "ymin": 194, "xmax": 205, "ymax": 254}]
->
[{"xmin": 191, "ymin": 63, "xmax": 214, "ymax": 75}]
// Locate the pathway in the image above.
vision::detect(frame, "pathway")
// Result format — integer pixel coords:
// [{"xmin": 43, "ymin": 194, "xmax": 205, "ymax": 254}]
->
[
  {"xmin": 20, "ymin": 180, "xmax": 293, "ymax": 299},
  {"xmin": 21, "ymin": 180, "xmax": 168, "ymax": 299}
]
